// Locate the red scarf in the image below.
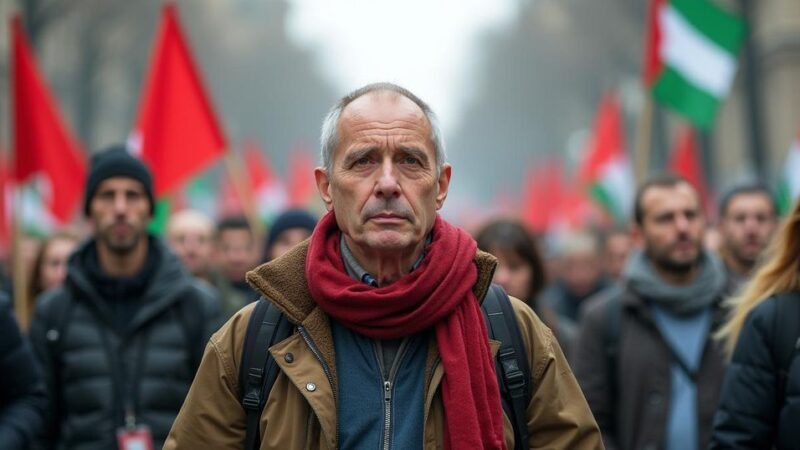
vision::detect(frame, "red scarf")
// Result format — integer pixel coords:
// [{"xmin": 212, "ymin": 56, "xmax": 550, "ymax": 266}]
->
[{"xmin": 306, "ymin": 211, "xmax": 506, "ymax": 450}]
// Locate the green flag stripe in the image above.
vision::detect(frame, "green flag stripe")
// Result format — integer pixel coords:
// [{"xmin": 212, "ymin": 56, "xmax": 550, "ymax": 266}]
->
[
  {"xmin": 653, "ymin": 67, "xmax": 719, "ymax": 129},
  {"xmin": 670, "ymin": 0, "xmax": 745, "ymax": 54},
  {"xmin": 776, "ymin": 179, "xmax": 792, "ymax": 216},
  {"xmin": 147, "ymin": 197, "xmax": 171, "ymax": 236},
  {"xmin": 590, "ymin": 183, "xmax": 626, "ymax": 223}
]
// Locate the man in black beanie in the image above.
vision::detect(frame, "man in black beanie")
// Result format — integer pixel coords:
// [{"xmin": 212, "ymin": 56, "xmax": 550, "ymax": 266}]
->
[
  {"xmin": 263, "ymin": 208, "xmax": 317, "ymax": 261},
  {"xmin": 29, "ymin": 144, "xmax": 220, "ymax": 450}
]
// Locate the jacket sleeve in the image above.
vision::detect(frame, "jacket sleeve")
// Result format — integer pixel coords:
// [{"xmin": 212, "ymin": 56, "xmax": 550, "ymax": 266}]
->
[
  {"xmin": 511, "ymin": 296, "xmax": 604, "ymax": 450},
  {"xmin": 572, "ymin": 297, "xmax": 619, "ymax": 450},
  {"xmin": 28, "ymin": 290, "xmax": 66, "ymax": 450},
  {"xmin": 0, "ymin": 294, "xmax": 47, "ymax": 450},
  {"xmin": 164, "ymin": 305, "xmax": 254, "ymax": 450},
  {"xmin": 708, "ymin": 297, "xmax": 781, "ymax": 449}
]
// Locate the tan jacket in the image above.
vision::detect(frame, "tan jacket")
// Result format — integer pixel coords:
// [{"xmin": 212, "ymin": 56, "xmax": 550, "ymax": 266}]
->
[{"xmin": 164, "ymin": 242, "xmax": 603, "ymax": 449}]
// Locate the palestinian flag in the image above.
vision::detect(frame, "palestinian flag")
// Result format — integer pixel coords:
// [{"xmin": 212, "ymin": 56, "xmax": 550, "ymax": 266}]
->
[
  {"xmin": 777, "ymin": 136, "xmax": 800, "ymax": 215},
  {"xmin": 644, "ymin": 0, "xmax": 745, "ymax": 129},
  {"xmin": 578, "ymin": 94, "xmax": 634, "ymax": 223}
]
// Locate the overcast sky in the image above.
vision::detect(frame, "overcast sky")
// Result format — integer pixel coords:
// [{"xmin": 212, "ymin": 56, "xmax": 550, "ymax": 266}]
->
[{"xmin": 286, "ymin": 0, "xmax": 519, "ymax": 133}]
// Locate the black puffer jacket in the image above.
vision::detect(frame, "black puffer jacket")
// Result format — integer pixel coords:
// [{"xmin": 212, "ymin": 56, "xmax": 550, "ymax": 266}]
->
[
  {"xmin": 29, "ymin": 237, "xmax": 221, "ymax": 450},
  {"xmin": 0, "ymin": 293, "xmax": 47, "ymax": 449},
  {"xmin": 709, "ymin": 293, "xmax": 800, "ymax": 449}
]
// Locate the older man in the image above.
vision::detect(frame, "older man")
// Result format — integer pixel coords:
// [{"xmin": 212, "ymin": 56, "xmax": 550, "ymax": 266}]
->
[
  {"xmin": 165, "ymin": 83, "xmax": 601, "ymax": 449},
  {"xmin": 166, "ymin": 209, "xmax": 216, "ymax": 283}
]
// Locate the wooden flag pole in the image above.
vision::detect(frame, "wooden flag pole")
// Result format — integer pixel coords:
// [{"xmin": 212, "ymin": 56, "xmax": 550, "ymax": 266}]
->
[
  {"xmin": 223, "ymin": 151, "xmax": 264, "ymax": 242},
  {"xmin": 11, "ymin": 186, "xmax": 30, "ymax": 329},
  {"xmin": 634, "ymin": 95, "xmax": 654, "ymax": 186}
]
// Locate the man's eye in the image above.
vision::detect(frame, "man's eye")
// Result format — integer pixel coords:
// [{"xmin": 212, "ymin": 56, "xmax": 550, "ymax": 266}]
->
[
  {"xmin": 403, "ymin": 156, "xmax": 420, "ymax": 165},
  {"xmin": 355, "ymin": 157, "xmax": 371, "ymax": 166}
]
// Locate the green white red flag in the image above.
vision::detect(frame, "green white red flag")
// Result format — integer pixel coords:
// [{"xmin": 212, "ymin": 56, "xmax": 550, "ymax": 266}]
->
[
  {"xmin": 643, "ymin": 0, "xmax": 745, "ymax": 129},
  {"xmin": 578, "ymin": 93, "xmax": 634, "ymax": 223},
  {"xmin": 11, "ymin": 16, "xmax": 86, "ymax": 223}
]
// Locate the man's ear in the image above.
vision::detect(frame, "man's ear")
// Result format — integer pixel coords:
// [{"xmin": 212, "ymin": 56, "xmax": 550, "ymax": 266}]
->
[
  {"xmin": 315, "ymin": 167, "xmax": 334, "ymax": 211},
  {"xmin": 434, "ymin": 164, "xmax": 452, "ymax": 210}
]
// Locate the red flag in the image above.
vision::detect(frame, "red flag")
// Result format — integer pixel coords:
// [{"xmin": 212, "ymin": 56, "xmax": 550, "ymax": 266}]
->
[
  {"xmin": 642, "ymin": 0, "xmax": 666, "ymax": 86},
  {"xmin": 11, "ymin": 16, "xmax": 86, "ymax": 223},
  {"xmin": 287, "ymin": 147, "xmax": 317, "ymax": 207},
  {"xmin": 522, "ymin": 159, "xmax": 564, "ymax": 233},
  {"xmin": 133, "ymin": 4, "xmax": 226, "ymax": 197},
  {"xmin": 669, "ymin": 126, "xmax": 710, "ymax": 209},
  {"xmin": 0, "ymin": 155, "xmax": 11, "ymax": 255}
]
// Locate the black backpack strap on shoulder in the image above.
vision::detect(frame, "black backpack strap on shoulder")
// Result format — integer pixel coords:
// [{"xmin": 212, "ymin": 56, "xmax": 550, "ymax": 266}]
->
[
  {"xmin": 481, "ymin": 284, "xmax": 531, "ymax": 450},
  {"xmin": 604, "ymin": 292, "xmax": 622, "ymax": 435},
  {"xmin": 774, "ymin": 292, "xmax": 800, "ymax": 405},
  {"xmin": 240, "ymin": 297, "xmax": 293, "ymax": 450}
]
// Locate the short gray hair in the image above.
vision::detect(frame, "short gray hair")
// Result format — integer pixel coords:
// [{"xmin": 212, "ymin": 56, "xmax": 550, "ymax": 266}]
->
[{"xmin": 319, "ymin": 82, "xmax": 447, "ymax": 175}]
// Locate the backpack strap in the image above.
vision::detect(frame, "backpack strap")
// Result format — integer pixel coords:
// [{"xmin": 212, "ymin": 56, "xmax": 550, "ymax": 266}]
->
[
  {"xmin": 481, "ymin": 284, "xmax": 531, "ymax": 450},
  {"xmin": 239, "ymin": 297, "xmax": 293, "ymax": 450},
  {"xmin": 774, "ymin": 292, "xmax": 800, "ymax": 406}
]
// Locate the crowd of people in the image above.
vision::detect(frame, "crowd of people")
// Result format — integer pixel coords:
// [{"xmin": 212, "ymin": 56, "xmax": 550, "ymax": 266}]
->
[{"xmin": 1, "ymin": 83, "xmax": 798, "ymax": 450}]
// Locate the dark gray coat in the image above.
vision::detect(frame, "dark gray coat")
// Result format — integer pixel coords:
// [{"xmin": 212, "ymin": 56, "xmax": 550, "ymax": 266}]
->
[
  {"xmin": 573, "ymin": 284, "xmax": 728, "ymax": 450},
  {"xmin": 29, "ymin": 238, "xmax": 220, "ymax": 450}
]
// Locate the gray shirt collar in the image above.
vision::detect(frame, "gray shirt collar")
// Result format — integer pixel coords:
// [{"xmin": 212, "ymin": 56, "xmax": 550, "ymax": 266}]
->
[{"xmin": 339, "ymin": 233, "xmax": 430, "ymax": 287}]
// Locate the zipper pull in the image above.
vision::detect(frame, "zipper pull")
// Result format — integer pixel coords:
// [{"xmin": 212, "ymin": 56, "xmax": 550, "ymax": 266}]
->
[
  {"xmin": 125, "ymin": 408, "xmax": 136, "ymax": 429},
  {"xmin": 384, "ymin": 381, "xmax": 392, "ymax": 402}
]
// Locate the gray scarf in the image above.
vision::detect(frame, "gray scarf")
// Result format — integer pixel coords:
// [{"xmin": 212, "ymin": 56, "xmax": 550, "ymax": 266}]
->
[{"xmin": 623, "ymin": 249, "xmax": 725, "ymax": 316}]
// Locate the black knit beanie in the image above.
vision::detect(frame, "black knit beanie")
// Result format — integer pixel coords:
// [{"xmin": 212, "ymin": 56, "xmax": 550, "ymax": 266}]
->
[
  {"xmin": 83, "ymin": 145, "xmax": 155, "ymax": 216},
  {"xmin": 265, "ymin": 209, "xmax": 318, "ymax": 253}
]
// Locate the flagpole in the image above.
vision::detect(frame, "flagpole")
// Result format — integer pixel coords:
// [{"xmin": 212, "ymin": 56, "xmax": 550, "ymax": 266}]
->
[
  {"xmin": 634, "ymin": 94, "xmax": 654, "ymax": 185},
  {"xmin": 12, "ymin": 185, "xmax": 29, "ymax": 329},
  {"xmin": 223, "ymin": 151, "xmax": 264, "ymax": 242}
]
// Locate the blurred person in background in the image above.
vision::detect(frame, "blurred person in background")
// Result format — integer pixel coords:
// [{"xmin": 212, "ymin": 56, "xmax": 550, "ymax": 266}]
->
[
  {"xmin": 474, "ymin": 218, "xmax": 562, "ymax": 336},
  {"xmin": 213, "ymin": 215, "xmax": 261, "ymax": 318},
  {"xmin": 601, "ymin": 227, "xmax": 633, "ymax": 281},
  {"xmin": 263, "ymin": 208, "xmax": 317, "ymax": 261},
  {"xmin": 574, "ymin": 174, "xmax": 729, "ymax": 450},
  {"xmin": 716, "ymin": 184, "xmax": 779, "ymax": 290},
  {"xmin": 709, "ymin": 196, "xmax": 800, "ymax": 449},
  {"xmin": 542, "ymin": 229, "xmax": 608, "ymax": 353},
  {"xmin": 0, "ymin": 292, "xmax": 46, "ymax": 450},
  {"xmin": 0, "ymin": 232, "xmax": 43, "ymax": 299},
  {"xmin": 166, "ymin": 209, "xmax": 216, "ymax": 283},
  {"xmin": 26, "ymin": 230, "xmax": 80, "ymax": 327},
  {"xmin": 29, "ymin": 145, "xmax": 220, "ymax": 450}
]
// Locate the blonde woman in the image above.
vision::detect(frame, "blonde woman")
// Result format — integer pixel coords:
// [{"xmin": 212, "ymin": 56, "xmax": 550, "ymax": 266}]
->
[{"xmin": 709, "ymin": 197, "xmax": 800, "ymax": 449}]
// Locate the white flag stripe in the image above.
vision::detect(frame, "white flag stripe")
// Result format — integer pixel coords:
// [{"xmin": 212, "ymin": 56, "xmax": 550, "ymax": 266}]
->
[
  {"xmin": 659, "ymin": 5, "xmax": 738, "ymax": 98},
  {"xmin": 599, "ymin": 155, "xmax": 635, "ymax": 215},
  {"xmin": 786, "ymin": 142, "xmax": 800, "ymax": 199}
]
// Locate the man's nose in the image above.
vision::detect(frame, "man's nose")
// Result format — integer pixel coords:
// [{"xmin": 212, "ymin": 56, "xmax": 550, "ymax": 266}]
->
[
  {"xmin": 113, "ymin": 193, "xmax": 128, "ymax": 213},
  {"xmin": 675, "ymin": 214, "xmax": 691, "ymax": 231},
  {"xmin": 374, "ymin": 159, "xmax": 401, "ymax": 198}
]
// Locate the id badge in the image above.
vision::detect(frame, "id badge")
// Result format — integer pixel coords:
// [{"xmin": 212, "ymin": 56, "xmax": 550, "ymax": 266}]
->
[{"xmin": 117, "ymin": 425, "xmax": 154, "ymax": 450}]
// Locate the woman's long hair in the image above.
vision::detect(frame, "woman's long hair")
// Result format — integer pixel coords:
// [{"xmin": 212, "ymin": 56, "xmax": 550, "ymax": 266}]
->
[
  {"xmin": 718, "ymin": 196, "xmax": 800, "ymax": 356},
  {"xmin": 474, "ymin": 218, "xmax": 547, "ymax": 306}
]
